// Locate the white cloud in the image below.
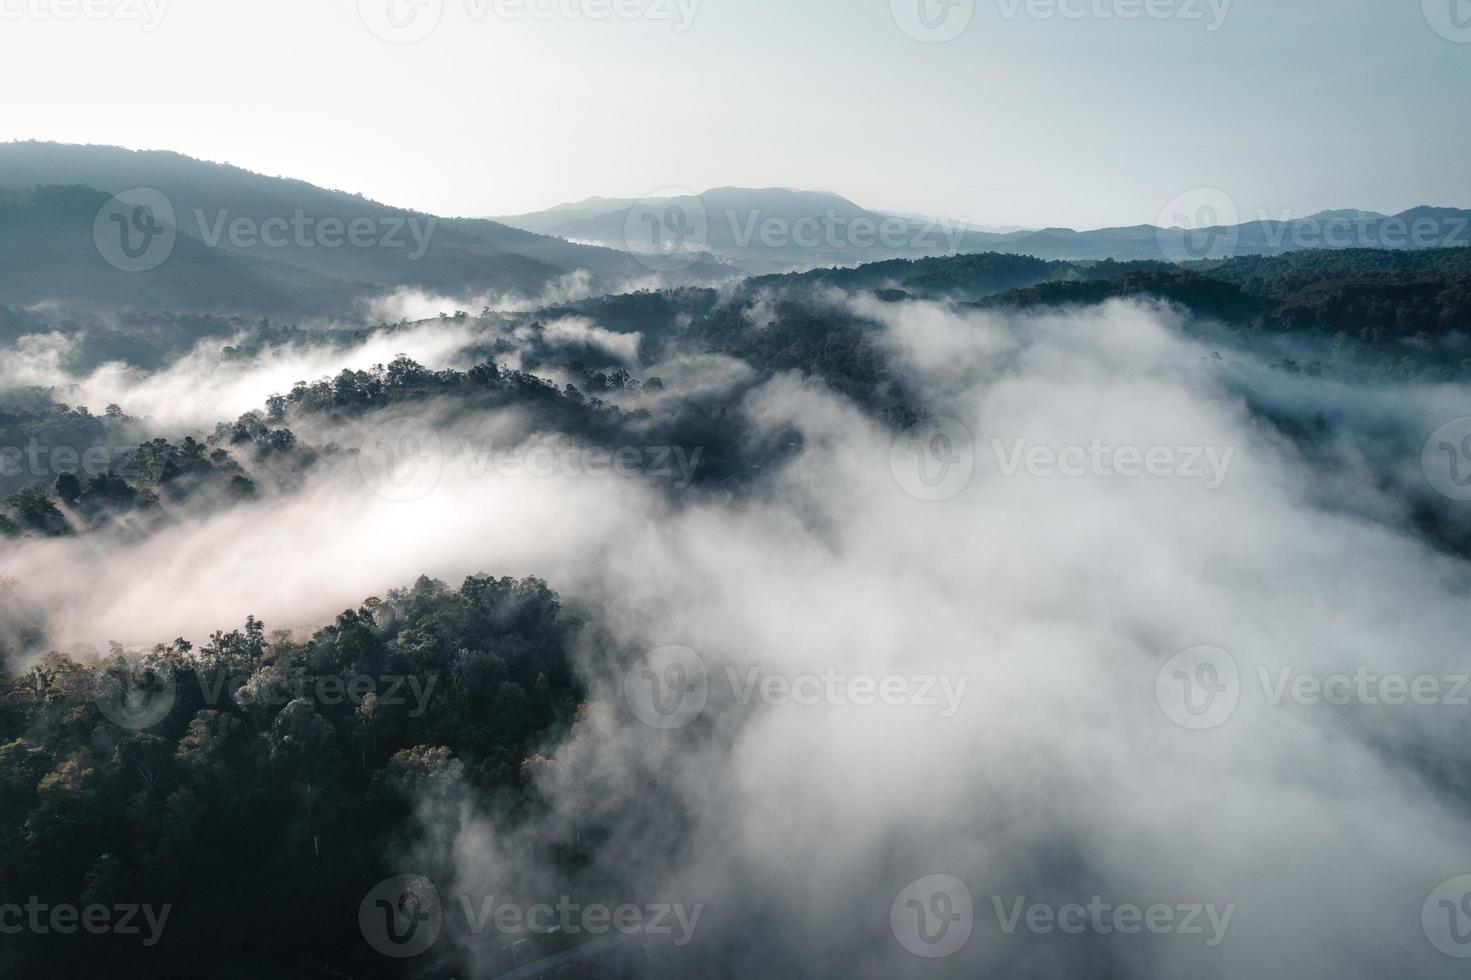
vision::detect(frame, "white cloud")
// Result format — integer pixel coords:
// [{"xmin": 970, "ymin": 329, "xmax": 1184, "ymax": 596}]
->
[{"xmin": 4, "ymin": 296, "xmax": 1470, "ymax": 977}]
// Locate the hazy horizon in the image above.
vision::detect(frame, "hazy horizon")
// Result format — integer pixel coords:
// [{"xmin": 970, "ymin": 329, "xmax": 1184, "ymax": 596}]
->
[
  {"xmin": 1, "ymin": 0, "xmax": 1467, "ymax": 228},
  {"xmin": 4, "ymin": 3, "xmax": 1471, "ymax": 978},
  {"xmin": 5, "ymin": 137, "xmax": 1467, "ymax": 234}
]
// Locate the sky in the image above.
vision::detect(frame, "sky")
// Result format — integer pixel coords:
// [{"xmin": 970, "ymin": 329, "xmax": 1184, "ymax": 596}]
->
[{"xmin": 0, "ymin": 0, "xmax": 1467, "ymax": 229}]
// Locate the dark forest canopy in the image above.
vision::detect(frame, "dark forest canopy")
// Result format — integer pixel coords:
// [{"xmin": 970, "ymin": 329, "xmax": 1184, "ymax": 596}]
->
[
  {"xmin": 1, "ymin": 244, "xmax": 1470, "ymax": 977},
  {"xmin": 0, "ymin": 573, "xmax": 584, "ymax": 978},
  {"xmin": 4, "ymin": 246, "xmax": 1471, "ymax": 552}
]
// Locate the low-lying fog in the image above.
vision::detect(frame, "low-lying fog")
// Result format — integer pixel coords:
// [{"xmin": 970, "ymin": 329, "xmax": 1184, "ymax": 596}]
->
[{"xmin": 4, "ymin": 294, "xmax": 1471, "ymax": 977}]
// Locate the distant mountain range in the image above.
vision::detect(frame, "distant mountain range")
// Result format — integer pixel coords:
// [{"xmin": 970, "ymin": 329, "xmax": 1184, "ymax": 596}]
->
[
  {"xmin": 0, "ymin": 142, "xmax": 727, "ymax": 316},
  {"xmin": 0, "ymin": 143, "xmax": 1466, "ymax": 320},
  {"xmin": 497, "ymin": 189, "xmax": 1471, "ymax": 270},
  {"xmin": 494, "ymin": 188, "xmax": 1003, "ymax": 273}
]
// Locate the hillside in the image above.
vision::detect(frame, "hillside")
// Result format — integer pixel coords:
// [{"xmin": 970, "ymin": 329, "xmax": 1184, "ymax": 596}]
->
[
  {"xmin": 0, "ymin": 142, "xmax": 729, "ymax": 313},
  {"xmin": 502, "ymin": 186, "xmax": 1471, "ymax": 269}
]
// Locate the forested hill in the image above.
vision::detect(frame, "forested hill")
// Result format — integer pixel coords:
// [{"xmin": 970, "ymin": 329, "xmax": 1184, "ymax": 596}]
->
[
  {"xmin": 972, "ymin": 247, "xmax": 1471, "ymax": 339},
  {"xmin": 3, "ymin": 243, "xmax": 1471, "ymax": 978},
  {"xmin": 0, "ymin": 142, "xmax": 731, "ymax": 315},
  {"xmin": 742, "ymin": 245, "xmax": 1471, "ymax": 334}
]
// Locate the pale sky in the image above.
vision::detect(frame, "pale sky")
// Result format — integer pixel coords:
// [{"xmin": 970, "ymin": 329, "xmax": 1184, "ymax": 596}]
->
[{"xmin": 0, "ymin": 0, "xmax": 1467, "ymax": 228}]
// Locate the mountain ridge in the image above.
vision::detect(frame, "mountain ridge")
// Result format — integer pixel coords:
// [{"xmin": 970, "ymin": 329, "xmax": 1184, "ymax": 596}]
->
[
  {"xmin": 0, "ymin": 141, "xmax": 730, "ymax": 313},
  {"xmin": 496, "ymin": 186, "xmax": 1471, "ymax": 268}
]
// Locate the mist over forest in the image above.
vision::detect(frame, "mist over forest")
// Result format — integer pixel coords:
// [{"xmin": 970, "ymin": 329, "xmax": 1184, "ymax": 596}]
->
[{"xmin": 2, "ymin": 121, "xmax": 1470, "ymax": 980}]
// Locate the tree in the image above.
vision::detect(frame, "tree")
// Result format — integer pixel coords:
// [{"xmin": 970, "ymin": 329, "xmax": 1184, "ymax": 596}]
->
[{"xmin": 54, "ymin": 472, "xmax": 80, "ymax": 506}]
